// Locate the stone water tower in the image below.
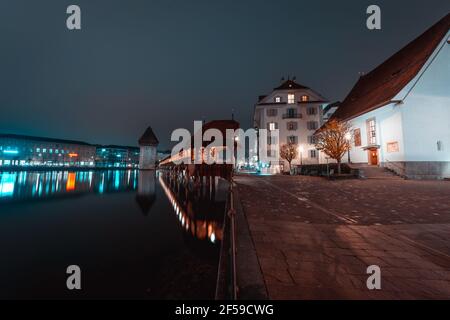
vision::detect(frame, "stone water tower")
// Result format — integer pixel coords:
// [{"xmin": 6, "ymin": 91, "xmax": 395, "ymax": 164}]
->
[{"xmin": 138, "ymin": 126, "xmax": 159, "ymax": 170}]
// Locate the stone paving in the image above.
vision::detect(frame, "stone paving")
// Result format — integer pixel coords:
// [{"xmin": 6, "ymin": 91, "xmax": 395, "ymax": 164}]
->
[{"xmin": 234, "ymin": 174, "xmax": 450, "ymax": 299}]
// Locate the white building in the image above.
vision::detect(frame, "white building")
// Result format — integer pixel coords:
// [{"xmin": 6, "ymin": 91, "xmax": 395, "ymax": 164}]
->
[
  {"xmin": 333, "ymin": 13, "xmax": 450, "ymax": 179},
  {"xmin": 254, "ymin": 79, "xmax": 328, "ymax": 172}
]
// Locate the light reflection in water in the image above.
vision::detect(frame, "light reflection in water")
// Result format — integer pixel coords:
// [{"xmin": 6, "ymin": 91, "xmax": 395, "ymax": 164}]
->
[
  {"xmin": 0, "ymin": 170, "xmax": 226, "ymax": 245},
  {"xmin": 0, "ymin": 170, "xmax": 139, "ymax": 201},
  {"xmin": 158, "ymin": 173, "xmax": 224, "ymax": 244}
]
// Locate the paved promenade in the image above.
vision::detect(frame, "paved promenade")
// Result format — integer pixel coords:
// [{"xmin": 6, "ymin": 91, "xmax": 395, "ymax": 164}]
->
[{"xmin": 234, "ymin": 174, "xmax": 450, "ymax": 299}]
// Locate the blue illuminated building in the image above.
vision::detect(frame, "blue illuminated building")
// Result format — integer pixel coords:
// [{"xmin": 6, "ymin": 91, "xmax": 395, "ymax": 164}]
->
[{"xmin": 0, "ymin": 133, "xmax": 140, "ymax": 169}]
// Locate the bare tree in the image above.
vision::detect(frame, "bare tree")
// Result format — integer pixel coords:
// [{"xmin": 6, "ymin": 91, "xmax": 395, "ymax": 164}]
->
[
  {"xmin": 280, "ymin": 143, "xmax": 298, "ymax": 173},
  {"xmin": 314, "ymin": 119, "xmax": 351, "ymax": 174}
]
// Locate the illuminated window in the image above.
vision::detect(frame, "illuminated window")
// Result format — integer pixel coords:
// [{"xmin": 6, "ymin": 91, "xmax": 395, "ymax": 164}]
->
[
  {"xmin": 55, "ymin": 149, "xmax": 59, "ymax": 153},
  {"xmin": 43, "ymin": 148, "xmax": 47, "ymax": 153},
  {"xmin": 268, "ymin": 122, "xmax": 277, "ymax": 131},
  {"xmin": 36, "ymin": 148, "xmax": 40, "ymax": 152},
  {"xmin": 288, "ymin": 94, "xmax": 295, "ymax": 104},
  {"xmin": 301, "ymin": 95, "xmax": 309, "ymax": 102},
  {"xmin": 49, "ymin": 149, "xmax": 53, "ymax": 154},
  {"xmin": 367, "ymin": 119, "xmax": 377, "ymax": 145},
  {"xmin": 275, "ymin": 96, "xmax": 281, "ymax": 103}
]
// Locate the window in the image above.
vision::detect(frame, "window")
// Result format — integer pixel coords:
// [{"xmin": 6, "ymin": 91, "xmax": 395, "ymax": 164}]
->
[
  {"xmin": 268, "ymin": 122, "xmax": 277, "ymax": 131},
  {"xmin": 437, "ymin": 141, "xmax": 443, "ymax": 151},
  {"xmin": 288, "ymin": 108, "xmax": 297, "ymax": 117},
  {"xmin": 267, "ymin": 150, "xmax": 274, "ymax": 157},
  {"xmin": 288, "ymin": 94, "xmax": 295, "ymax": 104},
  {"xmin": 36, "ymin": 148, "xmax": 40, "ymax": 152},
  {"xmin": 287, "ymin": 136, "xmax": 298, "ymax": 144},
  {"xmin": 308, "ymin": 136, "xmax": 316, "ymax": 144},
  {"xmin": 387, "ymin": 142, "xmax": 399, "ymax": 153},
  {"xmin": 287, "ymin": 122, "xmax": 297, "ymax": 131},
  {"xmin": 267, "ymin": 136, "xmax": 277, "ymax": 145},
  {"xmin": 49, "ymin": 149, "xmax": 53, "ymax": 154},
  {"xmin": 309, "ymin": 150, "xmax": 317, "ymax": 158},
  {"xmin": 43, "ymin": 148, "xmax": 47, "ymax": 153},
  {"xmin": 307, "ymin": 107, "xmax": 317, "ymax": 115},
  {"xmin": 367, "ymin": 119, "xmax": 377, "ymax": 145},
  {"xmin": 307, "ymin": 121, "xmax": 318, "ymax": 130},
  {"xmin": 354, "ymin": 129, "xmax": 362, "ymax": 147},
  {"xmin": 274, "ymin": 96, "xmax": 281, "ymax": 103},
  {"xmin": 301, "ymin": 95, "xmax": 309, "ymax": 102},
  {"xmin": 267, "ymin": 109, "xmax": 278, "ymax": 117}
]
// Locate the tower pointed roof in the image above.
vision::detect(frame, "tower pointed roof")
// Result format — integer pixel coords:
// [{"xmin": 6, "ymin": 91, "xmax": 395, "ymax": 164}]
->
[{"xmin": 138, "ymin": 127, "xmax": 159, "ymax": 146}]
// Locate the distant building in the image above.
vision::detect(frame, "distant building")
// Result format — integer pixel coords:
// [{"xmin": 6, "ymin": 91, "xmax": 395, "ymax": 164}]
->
[
  {"xmin": 331, "ymin": 13, "xmax": 450, "ymax": 179},
  {"xmin": 0, "ymin": 134, "xmax": 96, "ymax": 167},
  {"xmin": 0, "ymin": 133, "xmax": 141, "ymax": 168},
  {"xmin": 95, "ymin": 145, "xmax": 140, "ymax": 168},
  {"xmin": 253, "ymin": 79, "xmax": 328, "ymax": 172},
  {"xmin": 322, "ymin": 101, "xmax": 340, "ymax": 123}
]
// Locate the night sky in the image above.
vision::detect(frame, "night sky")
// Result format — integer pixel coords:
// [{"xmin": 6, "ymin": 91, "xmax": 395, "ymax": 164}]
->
[{"xmin": 1, "ymin": 0, "xmax": 449, "ymax": 149}]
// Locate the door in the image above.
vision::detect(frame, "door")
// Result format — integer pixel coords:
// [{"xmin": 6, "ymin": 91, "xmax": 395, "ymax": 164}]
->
[{"xmin": 368, "ymin": 149, "xmax": 378, "ymax": 166}]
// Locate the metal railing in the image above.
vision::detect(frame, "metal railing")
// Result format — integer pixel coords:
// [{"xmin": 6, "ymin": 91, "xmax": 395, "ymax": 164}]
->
[
  {"xmin": 227, "ymin": 175, "xmax": 238, "ymax": 300},
  {"xmin": 282, "ymin": 113, "xmax": 302, "ymax": 119}
]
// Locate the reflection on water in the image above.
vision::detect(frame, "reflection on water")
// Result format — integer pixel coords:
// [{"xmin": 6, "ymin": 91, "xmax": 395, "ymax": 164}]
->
[
  {"xmin": 0, "ymin": 170, "xmax": 225, "ymax": 244},
  {"xmin": 0, "ymin": 170, "xmax": 227, "ymax": 298},
  {"xmin": 159, "ymin": 172, "xmax": 224, "ymax": 244},
  {"xmin": 0, "ymin": 170, "xmax": 138, "ymax": 202}
]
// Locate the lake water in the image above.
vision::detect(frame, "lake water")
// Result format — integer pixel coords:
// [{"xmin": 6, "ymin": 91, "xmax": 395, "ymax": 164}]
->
[{"xmin": 0, "ymin": 170, "xmax": 227, "ymax": 299}]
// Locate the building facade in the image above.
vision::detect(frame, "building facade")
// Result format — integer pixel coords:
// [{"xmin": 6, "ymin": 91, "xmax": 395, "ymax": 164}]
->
[
  {"xmin": 0, "ymin": 134, "xmax": 141, "ymax": 169},
  {"xmin": 332, "ymin": 13, "xmax": 450, "ymax": 179},
  {"xmin": 253, "ymin": 79, "xmax": 328, "ymax": 173},
  {"xmin": 95, "ymin": 145, "xmax": 140, "ymax": 168},
  {"xmin": 0, "ymin": 134, "xmax": 96, "ymax": 167}
]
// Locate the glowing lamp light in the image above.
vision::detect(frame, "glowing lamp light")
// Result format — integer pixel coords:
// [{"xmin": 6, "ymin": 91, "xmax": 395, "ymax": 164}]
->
[
  {"xmin": 68, "ymin": 153, "xmax": 78, "ymax": 158},
  {"xmin": 345, "ymin": 133, "xmax": 352, "ymax": 141}
]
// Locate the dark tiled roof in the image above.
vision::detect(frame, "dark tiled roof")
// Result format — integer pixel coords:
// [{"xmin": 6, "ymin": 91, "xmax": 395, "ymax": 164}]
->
[
  {"xmin": 138, "ymin": 127, "xmax": 159, "ymax": 146},
  {"xmin": 274, "ymin": 79, "xmax": 310, "ymax": 91},
  {"xmin": 0, "ymin": 133, "xmax": 92, "ymax": 146},
  {"xmin": 332, "ymin": 13, "xmax": 450, "ymax": 121}
]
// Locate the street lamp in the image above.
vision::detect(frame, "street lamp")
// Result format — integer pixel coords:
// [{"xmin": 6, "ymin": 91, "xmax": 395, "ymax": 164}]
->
[
  {"xmin": 345, "ymin": 132, "xmax": 352, "ymax": 164},
  {"xmin": 254, "ymin": 126, "xmax": 260, "ymax": 171}
]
